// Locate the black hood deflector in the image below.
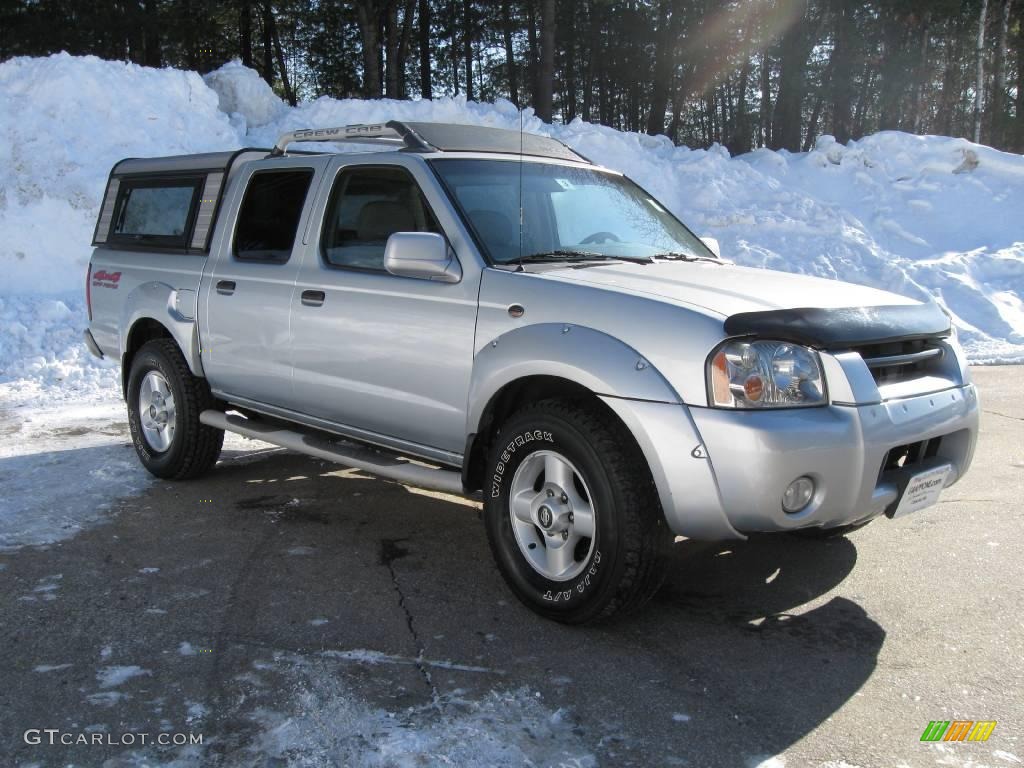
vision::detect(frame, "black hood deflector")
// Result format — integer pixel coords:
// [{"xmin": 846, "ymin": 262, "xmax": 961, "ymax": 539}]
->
[{"xmin": 723, "ymin": 303, "xmax": 951, "ymax": 349}]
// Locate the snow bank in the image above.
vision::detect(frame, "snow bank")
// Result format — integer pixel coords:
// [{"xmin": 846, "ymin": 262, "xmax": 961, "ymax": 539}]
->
[
  {"xmin": 0, "ymin": 53, "xmax": 238, "ymax": 295},
  {"xmin": 0, "ymin": 294, "xmax": 121, "ymax": 405},
  {"xmin": 202, "ymin": 58, "xmax": 287, "ymax": 131},
  {"xmin": 0, "ymin": 54, "xmax": 1021, "ymax": 407}
]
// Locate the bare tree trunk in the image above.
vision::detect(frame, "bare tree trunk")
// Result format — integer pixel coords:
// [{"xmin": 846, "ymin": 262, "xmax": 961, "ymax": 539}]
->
[
  {"xmin": 397, "ymin": 0, "xmax": 414, "ymax": 98},
  {"xmin": 535, "ymin": 0, "xmax": 555, "ymax": 121},
  {"xmin": 760, "ymin": 52, "xmax": 771, "ymax": 148},
  {"xmin": 772, "ymin": 12, "xmax": 809, "ymax": 151},
  {"xmin": 804, "ymin": 56, "xmax": 834, "ymax": 151},
  {"xmin": 910, "ymin": 13, "xmax": 932, "ymax": 134},
  {"xmin": 564, "ymin": 1, "xmax": 577, "ymax": 121},
  {"xmin": 627, "ymin": 35, "xmax": 640, "ymax": 131},
  {"xmin": 182, "ymin": 0, "xmax": 196, "ymax": 68},
  {"xmin": 595, "ymin": 1, "xmax": 611, "ymax": 127},
  {"xmin": 829, "ymin": 0, "xmax": 853, "ymax": 143},
  {"xmin": 385, "ymin": 2, "xmax": 400, "ymax": 97},
  {"xmin": 449, "ymin": 0, "xmax": 459, "ymax": 94},
  {"xmin": 260, "ymin": 2, "xmax": 274, "ymax": 86},
  {"xmin": 973, "ymin": 0, "xmax": 989, "ymax": 143},
  {"xmin": 418, "ymin": 0, "xmax": 432, "ymax": 99},
  {"xmin": 269, "ymin": 7, "xmax": 296, "ymax": 105},
  {"xmin": 462, "ymin": 0, "xmax": 474, "ymax": 101},
  {"xmin": 853, "ymin": 64, "xmax": 874, "ymax": 138},
  {"xmin": 646, "ymin": 0, "xmax": 674, "ymax": 135},
  {"xmin": 239, "ymin": 0, "xmax": 253, "ymax": 68},
  {"xmin": 581, "ymin": 1, "xmax": 600, "ymax": 121},
  {"xmin": 501, "ymin": 0, "xmax": 519, "ymax": 106},
  {"xmin": 356, "ymin": 1, "xmax": 382, "ymax": 98},
  {"xmin": 526, "ymin": 0, "xmax": 539, "ymax": 109},
  {"xmin": 938, "ymin": 14, "xmax": 965, "ymax": 135},
  {"xmin": 730, "ymin": 56, "xmax": 751, "ymax": 154},
  {"xmin": 722, "ymin": 83, "xmax": 732, "ymax": 144},
  {"xmin": 988, "ymin": 0, "xmax": 1013, "ymax": 146},
  {"xmin": 878, "ymin": 5, "xmax": 910, "ymax": 130},
  {"xmin": 705, "ymin": 92, "xmax": 716, "ymax": 145},
  {"xmin": 1017, "ymin": 9, "xmax": 1024, "ymax": 151},
  {"xmin": 142, "ymin": 0, "xmax": 160, "ymax": 67}
]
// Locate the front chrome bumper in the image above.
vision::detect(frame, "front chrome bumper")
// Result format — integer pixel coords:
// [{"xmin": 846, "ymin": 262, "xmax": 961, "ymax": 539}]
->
[{"xmin": 601, "ymin": 384, "xmax": 979, "ymax": 539}]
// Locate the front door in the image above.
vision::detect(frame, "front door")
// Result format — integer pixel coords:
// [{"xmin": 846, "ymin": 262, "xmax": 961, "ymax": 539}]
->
[
  {"xmin": 200, "ymin": 159, "xmax": 322, "ymax": 410},
  {"xmin": 289, "ymin": 158, "xmax": 479, "ymax": 459}
]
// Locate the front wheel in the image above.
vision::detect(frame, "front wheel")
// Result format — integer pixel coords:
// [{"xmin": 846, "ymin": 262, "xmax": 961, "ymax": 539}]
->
[
  {"xmin": 483, "ymin": 399, "xmax": 665, "ymax": 624},
  {"xmin": 126, "ymin": 339, "xmax": 223, "ymax": 480}
]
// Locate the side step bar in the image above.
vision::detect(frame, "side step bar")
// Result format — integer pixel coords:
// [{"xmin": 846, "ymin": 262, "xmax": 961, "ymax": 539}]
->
[{"xmin": 200, "ymin": 410, "xmax": 465, "ymax": 496}]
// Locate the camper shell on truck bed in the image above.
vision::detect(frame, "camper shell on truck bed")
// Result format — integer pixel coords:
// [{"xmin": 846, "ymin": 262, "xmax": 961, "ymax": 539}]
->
[
  {"xmin": 93, "ymin": 149, "xmax": 271, "ymax": 254},
  {"xmin": 91, "ymin": 121, "xmax": 588, "ymax": 257}
]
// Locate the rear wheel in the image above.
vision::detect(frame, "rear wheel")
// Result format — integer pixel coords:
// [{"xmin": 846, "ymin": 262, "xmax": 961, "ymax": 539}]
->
[
  {"xmin": 483, "ymin": 399, "xmax": 665, "ymax": 624},
  {"xmin": 126, "ymin": 339, "xmax": 223, "ymax": 480}
]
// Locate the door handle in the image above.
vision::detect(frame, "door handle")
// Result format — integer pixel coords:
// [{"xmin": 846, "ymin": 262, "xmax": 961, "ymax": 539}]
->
[
  {"xmin": 301, "ymin": 289, "xmax": 326, "ymax": 307},
  {"xmin": 216, "ymin": 280, "xmax": 236, "ymax": 295}
]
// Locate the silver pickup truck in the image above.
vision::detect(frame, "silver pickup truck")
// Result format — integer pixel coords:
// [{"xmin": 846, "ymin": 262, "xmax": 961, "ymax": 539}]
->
[{"xmin": 85, "ymin": 121, "xmax": 978, "ymax": 623}]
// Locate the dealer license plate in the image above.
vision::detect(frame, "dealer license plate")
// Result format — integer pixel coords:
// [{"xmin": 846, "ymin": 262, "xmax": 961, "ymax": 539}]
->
[{"xmin": 891, "ymin": 464, "xmax": 952, "ymax": 518}]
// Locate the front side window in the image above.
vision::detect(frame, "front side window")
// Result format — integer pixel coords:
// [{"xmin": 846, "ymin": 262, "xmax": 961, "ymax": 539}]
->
[
  {"xmin": 234, "ymin": 169, "xmax": 314, "ymax": 263},
  {"xmin": 431, "ymin": 159, "xmax": 713, "ymax": 264},
  {"xmin": 321, "ymin": 166, "xmax": 440, "ymax": 271},
  {"xmin": 112, "ymin": 178, "xmax": 200, "ymax": 247}
]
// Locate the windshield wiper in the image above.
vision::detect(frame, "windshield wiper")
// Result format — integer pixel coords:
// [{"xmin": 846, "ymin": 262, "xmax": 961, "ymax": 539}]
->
[
  {"xmin": 649, "ymin": 251, "xmax": 723, "ymax": 264},
  {"xmin": 518, "ymin": 250, "xmax": 652, "ymax": 265}
]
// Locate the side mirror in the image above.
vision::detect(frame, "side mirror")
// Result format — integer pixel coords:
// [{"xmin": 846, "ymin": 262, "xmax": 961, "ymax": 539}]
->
[
  {"xmin": 384, "ymin": 232, "xmax": 462, "ymax": 283},
  {"xmin": 700, "ymin": 236, "xmax": 722, "ymax": 259}
]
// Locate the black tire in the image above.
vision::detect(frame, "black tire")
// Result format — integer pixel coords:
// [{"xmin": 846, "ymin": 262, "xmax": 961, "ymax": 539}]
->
[
  {"xmin": 483, "ymin": 398, "xmax": 666, "ymax": 624},
  {"xmin": 126, "ymin": 338, "xmax": 223, "ymax": 480},
  {"xmin": 789, "ymin": 520, "xmax": 873, "ymax": 540}
]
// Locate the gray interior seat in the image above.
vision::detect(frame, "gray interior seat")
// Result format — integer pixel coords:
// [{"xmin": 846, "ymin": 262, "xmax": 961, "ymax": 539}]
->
[{"xmin": 357, "ymin": 200, "xmax": 415, "ymax": 242}]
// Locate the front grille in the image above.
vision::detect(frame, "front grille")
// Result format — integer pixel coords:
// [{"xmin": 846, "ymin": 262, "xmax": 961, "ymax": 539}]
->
[{"xmin": 849, "ymin": 337, "xmax": 945, "ymax": 387}]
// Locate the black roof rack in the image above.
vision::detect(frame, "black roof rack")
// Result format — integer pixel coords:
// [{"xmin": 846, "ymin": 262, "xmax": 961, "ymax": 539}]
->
[{"xmin": 269, "ymin": 120, "xmax": 589, "ymax": 163}]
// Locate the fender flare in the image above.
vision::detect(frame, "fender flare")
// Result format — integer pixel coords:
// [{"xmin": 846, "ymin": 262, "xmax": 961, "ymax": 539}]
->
[
  {"xmin": 466, "ymin": 323, "xmax": 741, "ymax": 540},
  {"xmin": 467, "ymin": 323, "xmax": 681, "ymax": 435},
  {"xmin": 119, "ymin": 281, "xmax": 204, "ymax": 379}
]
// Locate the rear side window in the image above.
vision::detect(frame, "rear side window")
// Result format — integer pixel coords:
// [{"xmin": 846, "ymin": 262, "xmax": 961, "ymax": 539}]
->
[
  {"xmin": 321, "ymin": 166, "xmax": 440, "ymax": 271},
  {"xmin": 111, "ymin": 178, "xmax": 201, "ymax": 248},
  {"xmin": 234, "ymin": 169, "xmax": 314, "ymax": 263}
]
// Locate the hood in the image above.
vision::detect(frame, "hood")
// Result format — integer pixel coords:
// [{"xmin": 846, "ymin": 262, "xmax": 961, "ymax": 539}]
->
[{"xmin": 536, "ymin": 260, "xmax": 919, "ymax": 318}]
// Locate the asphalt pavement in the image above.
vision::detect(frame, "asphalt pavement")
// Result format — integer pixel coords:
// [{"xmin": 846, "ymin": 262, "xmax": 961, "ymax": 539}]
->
[{"xmin": 1, "ymin": 366, "xmax": 1021, "ymax": 767}]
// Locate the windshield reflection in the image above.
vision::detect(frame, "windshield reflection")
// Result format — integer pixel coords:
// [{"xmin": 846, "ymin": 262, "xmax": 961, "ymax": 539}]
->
[{"xmin": 430, "ymin": 159, "xmax": 714, "ymax": 265}]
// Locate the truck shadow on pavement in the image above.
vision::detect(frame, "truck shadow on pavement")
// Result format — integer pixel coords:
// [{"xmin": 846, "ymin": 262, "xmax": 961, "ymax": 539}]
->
[{"xmin": 1, "ymin": 446, "xmax": 884, "ymax": 768}]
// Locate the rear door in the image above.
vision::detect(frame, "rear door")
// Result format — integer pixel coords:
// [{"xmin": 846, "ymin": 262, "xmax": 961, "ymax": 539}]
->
[
  {"xmin": 288, "ymin": 155, "xmax": 482, "ymax": 461},
  {"xmin": 200, "ymin": 157, "xmax": 326, "ymax": 409}
]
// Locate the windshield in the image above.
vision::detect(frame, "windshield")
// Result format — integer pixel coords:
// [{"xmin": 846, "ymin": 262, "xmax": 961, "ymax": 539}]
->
[{"xmin": 430, "ymin": 158, "xmax": 714, "ymax": 264}]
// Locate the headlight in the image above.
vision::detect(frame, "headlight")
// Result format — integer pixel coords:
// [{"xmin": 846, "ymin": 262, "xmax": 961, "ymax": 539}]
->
[{"xmin": 707, "ymin": 340, "xmax": 826, "ymax": 408}]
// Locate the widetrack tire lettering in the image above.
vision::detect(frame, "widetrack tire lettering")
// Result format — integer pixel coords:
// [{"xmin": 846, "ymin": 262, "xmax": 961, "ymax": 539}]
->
[{"xmin": 490, "ymin": 429, "xmax": 553, "ymax": 498}]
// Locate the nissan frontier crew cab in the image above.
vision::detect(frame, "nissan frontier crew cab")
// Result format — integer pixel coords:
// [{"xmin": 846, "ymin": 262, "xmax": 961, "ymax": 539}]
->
[{"xmin": 84, "ymin": 121, "xmax": 979, "ymax": 623}]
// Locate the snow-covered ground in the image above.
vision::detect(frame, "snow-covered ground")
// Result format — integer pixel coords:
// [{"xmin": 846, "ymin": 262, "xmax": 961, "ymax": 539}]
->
[{"xmin": 0, "ymin": 403, "xmax": 148, "ymax": 552}]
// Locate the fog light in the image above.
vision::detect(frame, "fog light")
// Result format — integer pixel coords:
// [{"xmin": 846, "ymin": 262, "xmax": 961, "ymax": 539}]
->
[{"xmin": 782, "ymin": 476, "xmax": 815, "ymax": 514}]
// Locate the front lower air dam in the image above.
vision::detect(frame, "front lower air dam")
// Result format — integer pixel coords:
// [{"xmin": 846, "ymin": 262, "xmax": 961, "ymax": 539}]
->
[{"xmin": 782, "ymin": 476, "xmax": 815, "ymax": 514}]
